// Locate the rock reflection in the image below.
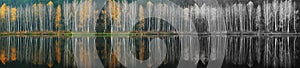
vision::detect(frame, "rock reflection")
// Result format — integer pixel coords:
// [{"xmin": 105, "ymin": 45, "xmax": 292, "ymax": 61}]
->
[{"xmin": 0, "ymin": 35, "xmax": 298, "ymax": 68}]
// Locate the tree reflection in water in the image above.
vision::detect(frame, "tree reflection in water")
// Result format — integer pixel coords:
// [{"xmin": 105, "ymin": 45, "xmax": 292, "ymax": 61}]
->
[{"xmin": 0, "ymin": 35, "xmax": 298, "ymax": 68}]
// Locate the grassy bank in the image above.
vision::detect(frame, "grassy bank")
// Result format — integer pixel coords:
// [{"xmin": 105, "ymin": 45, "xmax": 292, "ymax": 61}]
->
[{"xmin": 0, "ymin": 32, "xmax": 178, "ymax": 36}]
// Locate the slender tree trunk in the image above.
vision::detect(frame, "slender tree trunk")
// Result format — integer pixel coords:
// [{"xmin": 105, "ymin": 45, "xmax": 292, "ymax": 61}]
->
[
  {"xmin": 7, "ymin": 8, "xmax": 11, "ymax": 32},
  {"xmin": 293, "ymin": 2, "xmax": 297, "ymax": 33}
]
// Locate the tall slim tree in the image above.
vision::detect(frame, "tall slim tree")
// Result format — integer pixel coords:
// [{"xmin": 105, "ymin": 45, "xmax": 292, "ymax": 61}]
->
[
  {"xmin": 33, "ymin": 4, "xmax": 38, "ymax": 32},
  {"xmin": 238, "ymin": 4, "xmax": 244, "ymax": 32},
  {"xmin": 63, "ymin": 1, "xmax": 71, "ymax": 32},
  {"xmin": 24, "ymin": 5, "xmax": 28, "ymax": 32},
  {"xmin": 79, "ymin": 1, "xmax": 85, "ymax": 32},
  {"xmin": 16, "ymin": 7, "xmax": 20, "ymax": 32},
  {"xmin": 224, "ymin": 5, "xmax": 231, "ymax": 32},
  {"xmin": 47, "ymin": 1, "xmax": 54, "ymax": 32},
  {"xmin": 287, "ymin": 0, "xmax": 292, "ymax": 33},
  {"xmin": 38, "ymin": 3, "xmax": 44, "ymax": 32},
  {"xmin": 86, "ymin": 1, "xmax": 92, "ymax": 32},
  {"xmin": 293, "ymin": 2, "xmax": 298, "ymax": 33},
  {"xmin": 72, "ymin": 0, "xmax": 79, "ymax": 32},
  {"xmin": 263, "ymin": 1, "xmax": 271, "ymax": 32},
  {"xmin": 279, "ymin": 1, "xmax": 284, "ymax": 32},
  {"xmin": 55, "ymin": 5, "xmax": 61, "ymax": 32},
  {"xmin": 6, "ymin": 7, "xmax": 10, "ymax": 32},
  {"xmin": 121, "ymin": 0, "xmax": 128, "ymax": 32},
  {"xmin": 10, "ymin": 8, "xmax": 16, "ymax": 32},
  {"xmin": 92, "ymin": 6, "xmax": 99, "ymax": 33},
  {"xmin": 139, "ymin": 5, "xmax": 145, "ymax": 32},
  {"xmin": 0, "ymin": 4, "xmax": 7, "ymax": 32},
  {"xmin": 247, "ymin": 1, "xmax": 254, "ymax": 32},
  {"xmin": 256, "ymin": 5, "xmax": 262, "ymax": 32},
  {"xmin": 147, "ymin": 1, "xmax": 152, "ymax": 32},
  {"xmin": 272, "ymin": 0, "xmax": 279, "ymax": 32},
  {"xmin": 0, "ymin": 4, "xmax": 6, "ymax": 19},
  {"xmin": 233, "ymin": 4, "xmax": 238, "ymax": 32}
]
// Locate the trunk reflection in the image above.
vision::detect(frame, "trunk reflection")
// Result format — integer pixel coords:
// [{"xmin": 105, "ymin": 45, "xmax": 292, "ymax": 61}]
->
[{"xmin": 0, "ymin": 35, "xmax": 298, "ymax": 68}]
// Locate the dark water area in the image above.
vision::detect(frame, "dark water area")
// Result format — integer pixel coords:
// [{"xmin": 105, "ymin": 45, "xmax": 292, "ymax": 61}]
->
[{"xmin": 0, "ymin": 35, "xmax": 299, "ymax": 68}]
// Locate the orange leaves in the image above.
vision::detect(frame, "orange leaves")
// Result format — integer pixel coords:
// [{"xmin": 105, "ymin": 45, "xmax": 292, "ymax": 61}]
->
[
  {"xmin": 0, "ymin": 50, "xmax": 7, "ymax": 65},
  {"xmin": 55, "ymin": 5, "xmax": 61, "ymax": 29},
  {"xmin": 47, "ymin": 1, "xmax": 54, "ymax": 6},
  {"xmin": 55, "ymin": 41, "xmax": 61, "ymax": 64},
  {"xmin": 0, "ymin": 0, "xmax": 99, "ymax": 32},
  {"xmin": 48, "ymin": 63, "xmax": 53, "ymax": 68},
  {"xmin": 11, "ymin": 8, "xmax": 17, "ymax": 22},
  {"xmin": 11, "ymin": 48, "xmax": 16, "ymax": 61},
  {"xmin": 79, "ymin": 1, "xmax": 93, "ymax": 28},
  {"xmin": 108, "ymin": 0, "xmax": 121, "ymax": 21},
  {"xmin": 0, "ymin": 4, "xmax": 7, "ymax": 19}
]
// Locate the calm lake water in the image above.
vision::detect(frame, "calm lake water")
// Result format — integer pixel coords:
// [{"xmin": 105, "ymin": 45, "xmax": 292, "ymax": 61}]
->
[{"xmin": 0, "ymin": 35, "xmax": 299, "ymax": 68}]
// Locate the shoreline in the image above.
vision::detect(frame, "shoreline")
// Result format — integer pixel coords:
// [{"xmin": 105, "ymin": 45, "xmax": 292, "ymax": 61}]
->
[{"xmin": 0, "ymin": 32, "xmax": 299, "ymax": 36}]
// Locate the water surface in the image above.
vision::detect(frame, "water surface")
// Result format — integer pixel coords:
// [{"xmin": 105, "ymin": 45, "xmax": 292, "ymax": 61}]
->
[{"xmin": 0, "ymin": 35, "xmax": 299, "ymax": 68}]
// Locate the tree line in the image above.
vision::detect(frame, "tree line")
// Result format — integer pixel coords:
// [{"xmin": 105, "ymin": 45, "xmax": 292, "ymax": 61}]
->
[
  {"xmin": 0, "ymin": 0, "xmax": 99, "ymax": 33},
  {"xmin": 193, "ymin": 0, "xmax": 299, "ymax": 33}
]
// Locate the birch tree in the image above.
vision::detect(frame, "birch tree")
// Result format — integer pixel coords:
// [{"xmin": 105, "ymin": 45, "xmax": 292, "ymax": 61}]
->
[
  {"xmin": 247, "ymin": 1, "xmax": 254, "ymax": 32},
  {"xmin": 256, "ymin": 5, "xmax": 262, "ymax": 32},
  {"xmin": 6, "ymin": 7, "xmax": 10, "ymax": 32},
  {"xmin": 92, "ymin": 6, "xmax": 99, "ymax": 33},
  {"xmin": 287, "ymin": 0, "xmax": 292, "ymax": 33},
  {"xmin": 47, "ymin": 1, "xmax": 54, "ymax": 32},
  {"xmin": 279, "ymin": 1, "xmax": 284, "ymax": 32},
  {"xmin": 233, "ymin": 4, "xmax": 238, "ymax": 32},
  {"xmin": 238, "ymin": 4, "xmax": 244, "ymax": 32},
  {"xmin": 121, "ymin": 1, "xmax": 128, "ymax": 32},
  {"xmin": 63, "ymin": 1, "xmax": 71, "ymax": 32},
  {"xmin": 293, "ymin": 2, "xmax": 298, "ymax": 33},
  {"xmin": 33, "ymin": 4, "xmax": 38, "ymax": 31},
  {"xmin": 24, "ymin": 5, "xmax": 29, "ymax": 32},
  {"xmin": 272, "ymin": 0, "xmax": 279, "ymax": 32},
  {"xmin": 72, "ymin": 1, "xmax": 79, "ymax": 32},
  {"xmin": 38, "ymin": 3, "xmax": 44, "ymax": 31},
  {"xmin": 225, "ymin": 5, "xmax": 231, "ymax": 32},
  {"xmin": 263, "ymin": 2, "xmax": 271, "ymax": 32},
  {"xmin": 147, "ymin": 1, "xmax": 153, "ymax": 32}
]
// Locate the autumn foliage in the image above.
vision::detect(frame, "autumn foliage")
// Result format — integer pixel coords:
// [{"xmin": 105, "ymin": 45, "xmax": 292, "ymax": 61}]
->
[
  {"xmin": 55, "ymin": 5, "xmax": 61, "ymax": 30},
  {"xmin": 0, "ymin": 0, "xmax": 100, "ymax": 33},
  {"xmin": 0, "ymin": 4, "xmax": 7, "ymax": 19}
]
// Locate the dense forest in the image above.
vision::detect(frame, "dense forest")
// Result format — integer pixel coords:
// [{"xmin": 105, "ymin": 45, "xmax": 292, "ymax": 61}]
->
[
  {"xmin": 0, "ymin": 0, "xmax": 73, "ymax": 5},
  {"xmin": 0, "ymin": 0, "xmax": 299, "ymax": 34},
  {"xmin": 0, "ymin": 0, "xmax": 99, "ymax": 34}
]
